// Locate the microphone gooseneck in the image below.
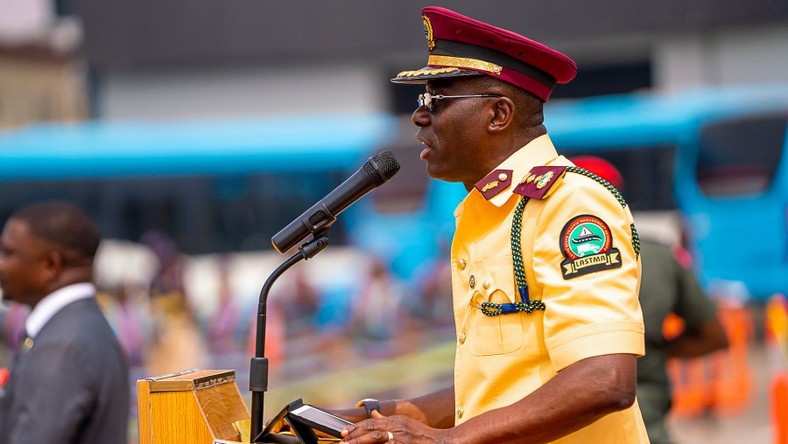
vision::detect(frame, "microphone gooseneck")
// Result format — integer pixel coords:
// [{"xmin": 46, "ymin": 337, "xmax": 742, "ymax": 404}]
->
[{"xmin": 251, "ymin": 150, "xmax": 399, "ymax": 442}]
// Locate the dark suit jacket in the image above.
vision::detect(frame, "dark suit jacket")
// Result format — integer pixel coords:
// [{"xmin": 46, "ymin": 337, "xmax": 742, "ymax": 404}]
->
[{"xmin": 0, "ymin": 296, "xmax": 130, "ymax": 444}]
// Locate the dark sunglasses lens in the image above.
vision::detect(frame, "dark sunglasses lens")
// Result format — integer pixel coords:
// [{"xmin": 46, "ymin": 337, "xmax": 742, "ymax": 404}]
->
[{"xmin": 417, "ymin": 94, "xmax": 432, "ymax": 111}]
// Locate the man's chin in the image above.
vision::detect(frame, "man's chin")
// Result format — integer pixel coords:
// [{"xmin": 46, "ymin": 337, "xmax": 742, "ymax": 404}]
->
[
  {"xmin": 425, "ymin": 164, "xmax": 447, "ymax": 180},
  {"xmin": 426, "ymin": 168, "xmax": 460, "ymax": 184}
]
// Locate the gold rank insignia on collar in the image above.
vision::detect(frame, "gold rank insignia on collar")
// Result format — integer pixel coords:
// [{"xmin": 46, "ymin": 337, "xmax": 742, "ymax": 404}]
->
[
  {"xmin": 514, "ymin": 166, "xmax": 567, "ymax": 199},
  {"xmin": 474, "ymin": 169, "xmax": 513, "ymax": 200}
]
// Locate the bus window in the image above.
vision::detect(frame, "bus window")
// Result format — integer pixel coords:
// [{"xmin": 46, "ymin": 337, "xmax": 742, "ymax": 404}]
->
[
  {"xmin": 0, "ymin": 170, "xmax": 352, "ymax": 255},
  {"xmin": 561, "ymin": 144, "xmax": 677, "ymax": 211},
  {"xmin": 696, "ymin": 113, "xmax": 787, "ymax": 197}
]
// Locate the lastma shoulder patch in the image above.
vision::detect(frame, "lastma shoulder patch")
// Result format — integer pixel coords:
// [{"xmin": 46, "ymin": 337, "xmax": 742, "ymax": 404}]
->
[{"xmin": 559, "ymin": 214, "xmax": 622, "ymax": 279}]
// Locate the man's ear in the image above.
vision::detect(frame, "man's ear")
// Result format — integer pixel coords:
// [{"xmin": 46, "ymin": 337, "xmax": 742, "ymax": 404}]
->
[
  {"xmin": 488, "ymin": 96, "xmax": 515, "ymax": 133},
  {"xmin": 42, "ymin": 250, "xmax": 63, "ymax": 283}
]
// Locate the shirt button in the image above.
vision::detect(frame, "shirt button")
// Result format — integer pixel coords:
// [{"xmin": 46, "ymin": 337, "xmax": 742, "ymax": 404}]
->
[
  {"xmin": 482, "ymin": 280, "xmax": 490, "ymax": 289},
  {"xmin": 457, "ymin": 258, "xmax": 467, "ymax": 270},
  {"xmin": 457, "ymin": 407, "xmax": 464, "ymax": 419},
  {"xmin": 458, "ymin": 332, "xmax": 466, "ymax": 345},
  {"xmin": 469, "ymin": 275, "xmax": 476, "ymax": 289}
]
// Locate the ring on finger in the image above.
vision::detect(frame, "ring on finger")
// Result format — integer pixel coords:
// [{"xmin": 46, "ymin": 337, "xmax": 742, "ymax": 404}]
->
[{"xmin": 386, "ymin": 431, "xmax": 394, "ymax": 442}]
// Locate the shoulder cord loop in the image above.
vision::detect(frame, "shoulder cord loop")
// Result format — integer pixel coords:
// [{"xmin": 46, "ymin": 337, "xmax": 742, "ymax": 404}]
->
[{"xmin": 480, "ymin": 196, "xmax": 545, "ymax": 316}]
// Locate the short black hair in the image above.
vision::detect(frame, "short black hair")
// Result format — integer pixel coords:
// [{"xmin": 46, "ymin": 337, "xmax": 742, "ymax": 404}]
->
[{"xmin": 10, "ymin": 201, "xmax": 101, "ymax": 261}]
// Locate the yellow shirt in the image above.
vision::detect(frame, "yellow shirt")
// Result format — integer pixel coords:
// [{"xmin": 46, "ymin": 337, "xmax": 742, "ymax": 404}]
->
[{"xmin": 451, "ymin": 135, "xmax": 648, "ymax": 442}]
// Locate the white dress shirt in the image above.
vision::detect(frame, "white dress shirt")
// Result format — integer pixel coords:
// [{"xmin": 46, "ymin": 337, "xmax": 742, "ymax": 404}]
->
[{"xmin": 24, "ymin": 283, "xmax": 96, "ymax": 338}]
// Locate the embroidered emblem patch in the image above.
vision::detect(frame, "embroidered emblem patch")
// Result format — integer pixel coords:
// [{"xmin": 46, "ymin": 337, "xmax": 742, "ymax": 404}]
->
[
  {"xmin": 559, "ymin": 214, "xmax": 621, "ymax": 279},
  {"xmin": 422, "ymin": 14, "xmax": 435, "ymax": 51}
]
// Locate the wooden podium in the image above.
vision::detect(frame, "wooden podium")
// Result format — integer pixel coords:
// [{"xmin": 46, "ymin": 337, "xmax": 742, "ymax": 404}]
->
[{"xmin": 137, "ymin": 369, "xmax": 250, "ymax": 444}]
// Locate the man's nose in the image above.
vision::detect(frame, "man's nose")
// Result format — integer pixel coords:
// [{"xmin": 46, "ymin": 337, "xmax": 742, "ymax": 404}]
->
[{"xmin": 411, "ymin": 106, "xmax": 430, "ymax": 127}]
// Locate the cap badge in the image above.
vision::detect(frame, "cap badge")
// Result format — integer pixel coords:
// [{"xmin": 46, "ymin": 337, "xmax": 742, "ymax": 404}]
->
[{"xmin": 422, "ymin": 14, "xmax": 436, "ymax": 51}]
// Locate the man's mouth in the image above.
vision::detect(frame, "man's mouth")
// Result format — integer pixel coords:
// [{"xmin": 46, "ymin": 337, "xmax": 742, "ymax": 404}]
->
[{"xmin": 417, "ymin": 138, "xmax": 433, "ymax": 160}]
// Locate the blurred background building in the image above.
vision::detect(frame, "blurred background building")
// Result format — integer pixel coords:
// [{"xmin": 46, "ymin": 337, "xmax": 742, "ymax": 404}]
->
[{"xmin": 48, "ymin": 0, "xmax": 788, "ymax": 121}]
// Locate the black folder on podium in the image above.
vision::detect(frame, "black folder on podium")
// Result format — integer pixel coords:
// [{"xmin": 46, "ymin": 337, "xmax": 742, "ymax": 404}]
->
[{"xmin": 257, "ymin": 398, "xmax": 352, "ymax": 444}]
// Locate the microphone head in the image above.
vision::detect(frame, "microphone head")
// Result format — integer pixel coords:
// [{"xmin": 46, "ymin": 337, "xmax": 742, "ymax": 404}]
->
[{"xmin": 365, "ymin": 150, "xmax": 401, "ymax": 184}]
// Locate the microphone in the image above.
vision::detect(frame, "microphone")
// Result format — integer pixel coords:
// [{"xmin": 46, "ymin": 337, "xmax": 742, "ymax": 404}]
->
[{"xmin": 271, "ymin": 150, "xmax": 400, "ymax": 253}]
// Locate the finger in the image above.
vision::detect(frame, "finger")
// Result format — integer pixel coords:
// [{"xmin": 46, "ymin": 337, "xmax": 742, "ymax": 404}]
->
[
  {"xmin": 340, "ymin": 429, "xmax": 389, "ymax": 444},
  {"xmin": 341, "ymin": 421, "xmax": 359, "ymax": 438},
  {"xmin": 369, "ymin": 429, "xmax": 390, "ymax": 442},
  {"xmin": 370, "ymin": 410, "xmax": 386, "ymax": 419}
]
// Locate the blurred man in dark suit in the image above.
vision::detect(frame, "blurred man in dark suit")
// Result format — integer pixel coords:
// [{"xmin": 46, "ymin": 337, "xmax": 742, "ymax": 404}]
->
[{"xmin": 0, "ymin": 201, "xmax": 129, "ymax": 444}]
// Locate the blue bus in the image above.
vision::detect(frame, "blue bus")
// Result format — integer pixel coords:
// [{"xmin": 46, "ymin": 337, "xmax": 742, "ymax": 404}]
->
[
  {"xmin": 551, "ymin": 84, "xmax": 788, "ymax": 302},
  {"xmin": 0, "ymin": 84, "xmax": 785, "ymax": 302},
  {"xmin": 0, "ymin": 113, "xmax": 397, "ymax": 254}
]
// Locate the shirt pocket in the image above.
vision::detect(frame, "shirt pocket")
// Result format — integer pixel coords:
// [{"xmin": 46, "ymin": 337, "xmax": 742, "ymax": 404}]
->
[{"xmin": 467, "ymin": 257, "xmax": 525, "ymax": 356}]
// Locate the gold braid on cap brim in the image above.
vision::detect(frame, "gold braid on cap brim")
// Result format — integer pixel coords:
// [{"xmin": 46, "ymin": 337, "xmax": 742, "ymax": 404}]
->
[
  {"xmin": 396, "ymin": 67, "xmax": 462, "ymax": 78},
  {"xmin": 427, "ymin": 55, "xmax": 503, "ymax": 75},
  {"xmin": 396, "ymin": 55, "xmax": 504, "ymax": 79}
]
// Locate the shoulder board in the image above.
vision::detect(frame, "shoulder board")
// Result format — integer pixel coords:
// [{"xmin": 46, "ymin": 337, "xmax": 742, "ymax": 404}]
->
[
  {"xmin": 513, "ymin": 166, "xmax": 567, "ymax": 199},
  {"xmin": 473, "ymin": 169, "xmax": 513, "ymax": 200}
]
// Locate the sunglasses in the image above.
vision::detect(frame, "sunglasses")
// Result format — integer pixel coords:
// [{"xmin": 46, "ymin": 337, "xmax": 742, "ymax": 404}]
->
[{"xmin": 417, "ymin": 92, "xmax": 501, "ymax": 112}]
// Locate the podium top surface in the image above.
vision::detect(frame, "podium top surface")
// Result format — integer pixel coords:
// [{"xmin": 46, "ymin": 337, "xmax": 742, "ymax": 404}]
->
[{"xmin": 142, "ymin": 368, "xmax": 236, "ymax": 392}]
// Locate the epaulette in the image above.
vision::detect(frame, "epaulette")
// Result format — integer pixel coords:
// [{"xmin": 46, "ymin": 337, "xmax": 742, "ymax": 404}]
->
[
  {"xmin": 513, "ymin": 166, "xmax": 567, "ymax": 199},
  {"xmin": 474, "ymin": 169, "xmax": 513, "ymax": 200}
]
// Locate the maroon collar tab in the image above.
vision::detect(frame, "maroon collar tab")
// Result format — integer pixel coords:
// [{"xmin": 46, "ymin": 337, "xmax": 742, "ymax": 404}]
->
[
  {"xmin": 513, "ymin": 166, "xmax": 567, "ymax": 199},
  {"xmin": 474, "ymin": 169, "xmax": 513, "ymax": 200}
]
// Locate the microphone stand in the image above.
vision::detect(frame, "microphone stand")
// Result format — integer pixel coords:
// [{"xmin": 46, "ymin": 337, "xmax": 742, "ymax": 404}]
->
[{"xmin": 250, "ymin": 233, "xmax": 331, "ymax": 443}]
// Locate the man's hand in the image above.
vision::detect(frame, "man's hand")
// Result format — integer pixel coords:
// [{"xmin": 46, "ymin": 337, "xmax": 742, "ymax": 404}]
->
[{"xmin": 341, "ymin": 410, "xmax": 451, "ymax": 444}]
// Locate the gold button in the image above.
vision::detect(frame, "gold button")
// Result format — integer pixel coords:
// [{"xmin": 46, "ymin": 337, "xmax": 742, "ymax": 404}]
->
[
  {"xmin": 458, "ymin": 332, "xmax": 466, "ymax": 345},
  {"xmin": 482, "ymin": 280, "xmax": 490, "ymax": 289},
  {"xmin": 498, "ymin": 172, "xmax": 508, "ymax": 182},
  {"xmin": 457, "ymin": 407, "xmax": 464, "ymax": 419},
  {"xmin": 457, "ymin": 258, "xmax": 467, "ymax": 270},
  {"xmin": 469, "ymin": 275, "xmax": 476, "ymax": 289}
]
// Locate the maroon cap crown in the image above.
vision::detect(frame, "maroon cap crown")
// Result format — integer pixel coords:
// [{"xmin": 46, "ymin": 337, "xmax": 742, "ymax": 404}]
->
[{"xmin": 392, "ymin": 6, "xmax": 577, "ymax": 102}]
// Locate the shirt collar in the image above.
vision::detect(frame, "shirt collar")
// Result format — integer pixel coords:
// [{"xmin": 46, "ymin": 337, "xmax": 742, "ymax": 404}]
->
[
  {"xmin": 25, "ymin": 283, "xmax": 96, "ymax": 338},
  {"xmin": 483, "ymin": 134, "xmax": 561, "ymax": 208}
]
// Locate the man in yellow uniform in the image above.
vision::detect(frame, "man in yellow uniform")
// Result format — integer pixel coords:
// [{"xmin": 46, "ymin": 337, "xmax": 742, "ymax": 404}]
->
[{"xmin": 338, "ymin": 6, "xmax": 648, "ymax": 443}]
